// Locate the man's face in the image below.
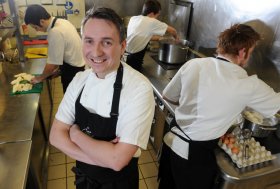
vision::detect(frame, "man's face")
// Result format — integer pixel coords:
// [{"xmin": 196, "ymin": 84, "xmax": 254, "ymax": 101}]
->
[
  {"xmin": 29, "ymin": 24, "xmax": 45, "ymax": 32},
  {"xmin": 82, "ymin": 18, "xmax": 126, "ymax": 79}
]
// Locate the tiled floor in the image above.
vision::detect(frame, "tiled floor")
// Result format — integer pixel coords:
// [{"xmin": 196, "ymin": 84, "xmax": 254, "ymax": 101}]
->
[{"xmin": 47, "ymin": 77, "xmax": 160, "ymax": 189}]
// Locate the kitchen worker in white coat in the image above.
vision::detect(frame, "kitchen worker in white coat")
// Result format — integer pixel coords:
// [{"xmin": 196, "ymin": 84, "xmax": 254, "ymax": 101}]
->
[
  {"xmin": 125, "ymin": 0, "xmax": 178, "ymax": 71},
  {"xmin": 157, "ymin": 24, "xmax": 280, "ymax": 189},
  {"xmin": 49, "ymin": 7, "xmax": 154, "ymax": 189},
  {"xmin": 24, "ymin": 4, "xmax": 85, "ymax": 93}
]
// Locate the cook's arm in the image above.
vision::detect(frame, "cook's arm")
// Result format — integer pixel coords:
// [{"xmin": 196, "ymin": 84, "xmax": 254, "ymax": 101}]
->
[
  {"xmin": 166, "ymin": 26, "xmax": 179, "ymax": 40},
  {"xmin": 69, "ymin": 124, "xmax": 138, "ymax": 171},
  {"xmin": 31, "ymin": 63, "xmax": 59, "ymax": 84},
  {"xmin": 49, "ymin": 118, "xmax": 101, "ymax": 166}
]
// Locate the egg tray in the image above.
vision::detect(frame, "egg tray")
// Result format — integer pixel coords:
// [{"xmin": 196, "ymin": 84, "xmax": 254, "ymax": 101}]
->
[{"xmin": 218, "ymin": 136, "xmax": 276, "ymax": 168}]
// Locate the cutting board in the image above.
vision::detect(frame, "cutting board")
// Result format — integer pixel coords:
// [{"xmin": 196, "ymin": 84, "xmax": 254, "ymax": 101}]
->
[
  {"xmin": 25, "ymin": 47, "xmax": 48, "ymax": 59},
  {"xmin": 10, "ymin": 82, "xmax": 43, "ymax": 95}
]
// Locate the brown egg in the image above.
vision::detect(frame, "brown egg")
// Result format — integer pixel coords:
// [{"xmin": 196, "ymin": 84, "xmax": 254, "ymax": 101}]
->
[
  {"xmin": 223, "ymin": 138, "xmax": 230, "ymax": 145},
  {"xmin": 229, "ymin": 137, "xmax": 235, "ymax": 144},
  {"xmin": 231, "ymin": 146, "xmax": 240, "ymax": 154}
]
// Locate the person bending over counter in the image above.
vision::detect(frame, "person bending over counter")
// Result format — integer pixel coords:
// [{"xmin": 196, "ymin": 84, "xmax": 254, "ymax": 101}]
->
[
  {"xmin": 125, "ymin": 0, "xmax": 178, "ymax": 72},
  {"xmin": 50, "ymin": 7, "xmax": 154, "ymax": 189},
  {"xmin": 157, "ymin": 24, "xmax": 280, "ymax": 189},
  {"xmin": 24, "ymin": 4, "xmax": 85, "ymax": 93}
]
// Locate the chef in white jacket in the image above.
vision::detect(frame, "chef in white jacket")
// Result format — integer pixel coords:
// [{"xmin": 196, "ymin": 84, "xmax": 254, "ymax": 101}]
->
[
  {"xmin": 158, "ymin": 24, "xmax": 280, "ymax": 189},
  {"xmin": 125, "ymin": 0, "xmax": 178, "ymax": 71}
]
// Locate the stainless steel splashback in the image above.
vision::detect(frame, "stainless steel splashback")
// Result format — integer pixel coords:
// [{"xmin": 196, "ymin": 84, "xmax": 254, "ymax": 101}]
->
[
  {"xmin": 167, "ymin": 1, "xmax": 192, "ymax": 39},
  {"xmin": 188, "ymin": 0, "xmax": 280, "ymax": 91},
  {"xmin": 85, "ymin": 0, "xmax": 145, "ymax": 17}
]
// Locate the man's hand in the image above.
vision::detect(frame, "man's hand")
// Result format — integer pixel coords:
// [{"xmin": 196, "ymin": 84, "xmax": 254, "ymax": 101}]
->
[{"xmin": 30, "ymin": 75, "xmax": 44, "ymax": 84}]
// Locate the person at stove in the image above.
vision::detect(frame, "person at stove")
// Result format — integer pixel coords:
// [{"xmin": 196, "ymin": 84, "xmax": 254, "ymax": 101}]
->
[
  {"xmin": 157, "ymin": 23, "xmax": 280, "ymax": 189},
  {"xmin": 125, "ymin": 0, "xmax": 178, "ymax": 72},
  {"xmin": 49, "ymin": 7, "xmax": 154, "ymax": 189}
]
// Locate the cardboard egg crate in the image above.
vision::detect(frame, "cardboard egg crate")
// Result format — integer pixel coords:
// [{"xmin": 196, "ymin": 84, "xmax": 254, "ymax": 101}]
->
[{"xmin": 218, "ymin": 130, "xmax": 276, "ymax": 168}]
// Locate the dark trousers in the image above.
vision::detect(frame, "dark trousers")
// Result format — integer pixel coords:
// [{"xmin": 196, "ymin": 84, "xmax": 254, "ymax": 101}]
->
[
  {"xmin": 125, "ymin": 46, "xmax": 147, "ymax": 72},
  {"xmin": 158, "ymin": 140, "xmax": 218, "ymax": 189},
  {"xmin": 60, "ymin": 63, "xmax": 84, "ymax": 93}
]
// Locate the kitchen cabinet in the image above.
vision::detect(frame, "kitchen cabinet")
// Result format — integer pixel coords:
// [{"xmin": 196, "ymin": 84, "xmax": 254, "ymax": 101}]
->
[
  {"xmin": 150, "ymin": 94, "xmax": 168, "ymax": 155},
  {"xmin": 0, "ymin": 141, "xmax": 32, "ymax": 189}
]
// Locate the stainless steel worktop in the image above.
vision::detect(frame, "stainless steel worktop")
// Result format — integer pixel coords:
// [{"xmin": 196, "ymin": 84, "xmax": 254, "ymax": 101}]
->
[
  {"xmin": 0, "ymin": 141, "xmax": 32, "ymax": 189},
  {"xmin": 0, "ymin": 59, "xmax": 46, "ymax": 143},
  {"xmin": 142, "ymin": 52, "xmax": 178, "ymax": 115},
  {"xmin": 142, "ymin": 52, "xmax": 280, "ymax": 187},
  {"xmin": 0, "ymin": 58, "xmax": 48, "ymax": 189}
]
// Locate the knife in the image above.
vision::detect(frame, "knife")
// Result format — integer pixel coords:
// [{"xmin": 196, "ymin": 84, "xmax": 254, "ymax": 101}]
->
[{"xmin": 26, "ymin": 52, "xmax": 47, "ymax": 57}]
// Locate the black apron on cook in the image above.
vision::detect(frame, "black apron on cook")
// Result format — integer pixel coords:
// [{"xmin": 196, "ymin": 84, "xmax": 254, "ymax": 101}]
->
[
  {"xmin": 125, "ymin": 45, "xmax": 148, "ymax": 72},
  {"xmin": 158, "ymin": 118, "xmax": 219, "ymax": 189},
  {"xmin": 51, "ymin": 17, "xmax": 85, "ymax": 93},
  {"xmin": 72, "ymin": 64, "xmax": 139, "ymax": 189}
]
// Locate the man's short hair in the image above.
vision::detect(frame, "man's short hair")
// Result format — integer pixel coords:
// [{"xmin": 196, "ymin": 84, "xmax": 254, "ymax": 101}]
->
[
  {"xmin": 217, "ymin": 24, "xmax": 261, "ymax": 56},
  {"xmin": 81, "ymin": 7, "xmax": 126, "ymax": 43},
  {"xmin": 24, "ymin": 4, "xmax": 51, "ymax": 26},
  {"xmin": 141, "ymin": 0, "xmax": 161, "ymax": 16}
]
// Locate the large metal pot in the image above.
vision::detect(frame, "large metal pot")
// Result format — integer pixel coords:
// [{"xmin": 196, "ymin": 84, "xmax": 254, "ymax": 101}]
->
[
  {"xmin": 241, "ymin": 110, "xmax": 279, "ymax": 138},
  {"xmin": 158, "ymin": 39, "xmax": 190, "ymax": 64}
]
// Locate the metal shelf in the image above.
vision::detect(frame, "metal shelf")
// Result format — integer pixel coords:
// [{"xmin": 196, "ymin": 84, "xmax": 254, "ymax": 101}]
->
[{"xmin": 0, "ymin": 26, "xmax": 15, "ymax": 29}]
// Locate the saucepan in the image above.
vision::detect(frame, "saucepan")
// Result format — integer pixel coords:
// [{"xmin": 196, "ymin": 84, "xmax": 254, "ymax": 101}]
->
[
  {"xmin": 158, "ymin": 39, "xmax": 206, "ymax": 64},
  {"xmin": 158, "ymin": 39, "xmax": 191, "ymax": 64},
  {"xmin": 241, "ymin": 109, "xmax": 280, "ymax": 138}
]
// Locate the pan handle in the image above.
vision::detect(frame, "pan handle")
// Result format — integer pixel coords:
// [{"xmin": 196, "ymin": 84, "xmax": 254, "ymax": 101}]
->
[
  {"xmin": 180, "ymin": 46, "xmax": 207, "ymax": 58},
  {"xmin": 259, "ymin": 126, "xmax": 277, "ymax": 131}
]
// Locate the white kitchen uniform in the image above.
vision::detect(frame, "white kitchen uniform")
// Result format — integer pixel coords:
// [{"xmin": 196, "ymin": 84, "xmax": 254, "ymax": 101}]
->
[
  {"xmin": 47, "ymin": 17, "xmax": 85, "ymax": 67},
  {"xmin": 55, "ymin": 62, "xmax": 155, "ymax": 157},
  {"xmin": 163, "ymin": 57, "xmax": 280, "ymax": 160},
  {"xmin": 126, "ymin": 15, "xmax": 167, "ymax": 53}
]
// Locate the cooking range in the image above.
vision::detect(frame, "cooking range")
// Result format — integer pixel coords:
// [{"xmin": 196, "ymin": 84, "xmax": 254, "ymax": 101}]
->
[{"xmin": 150, "ymin": 54, "xmax": 183, "ymax": 70}]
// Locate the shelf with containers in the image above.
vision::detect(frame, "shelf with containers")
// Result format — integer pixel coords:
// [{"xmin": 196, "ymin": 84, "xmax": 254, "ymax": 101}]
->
[{"xmin": 0, "ymin": 0, "xmax": 24, "ymax": 62}]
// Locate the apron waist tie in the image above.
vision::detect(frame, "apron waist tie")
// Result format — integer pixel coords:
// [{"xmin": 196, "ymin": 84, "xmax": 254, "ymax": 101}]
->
[{"xmin": 72, "ymin": 166, "xmax": 102, "ymax": 189}]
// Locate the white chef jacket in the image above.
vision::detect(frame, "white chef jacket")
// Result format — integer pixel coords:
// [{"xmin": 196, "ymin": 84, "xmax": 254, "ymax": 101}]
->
[
  {"xmin": 55, "ymin": 62, "xmax": 155, "ymax": 157},
  {"xmin": 163, "ymin": 57, "xmax": 280, "ymax": 159},
  {"xmin": 47, "ymin": 17, "xmax": 85, "ymax": 67},
  {"xmin": 126, "ymin": 15, "xmax": 167, "ymax": 53}
]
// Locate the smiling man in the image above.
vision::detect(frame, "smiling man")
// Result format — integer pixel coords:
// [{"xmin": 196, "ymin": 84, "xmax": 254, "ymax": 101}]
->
[{"xmin": 50, "ymin": 8, "xmax": 154, "ymax": 189}]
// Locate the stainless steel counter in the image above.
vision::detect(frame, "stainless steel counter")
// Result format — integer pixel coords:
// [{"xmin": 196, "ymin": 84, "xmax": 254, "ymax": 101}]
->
[
  {"xmin": 0, "ymin": 58, "xmax": 49, "ymax": 189},
  {"xmin": 0, "ymin": 141, "xmax": 32, "ymax": 189},
  {"xmin": 0, "ymin": 59, "xmax": 46, "ymax": 143},
  {"xmin": 142, "ymin": 53, "xmax": 177, "ymax": 115}
]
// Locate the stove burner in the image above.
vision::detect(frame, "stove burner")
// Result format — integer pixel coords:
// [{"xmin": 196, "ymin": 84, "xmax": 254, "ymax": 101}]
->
[{"xmin": 150, "ymin": 55, "xmax": 183, "ymax": 70}]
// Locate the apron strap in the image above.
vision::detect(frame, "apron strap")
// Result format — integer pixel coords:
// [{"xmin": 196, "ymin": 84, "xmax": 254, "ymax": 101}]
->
[
  {"xmin": 170, "ymin": 118, "xmax": 192, "ymax": 141},
  {"xmin": 51, "ymin": 17, "xmax": 58, "ymax": 28},
  {"xmin": 110, "ymin": 64, "xmax": 123, "ymax": 119}
]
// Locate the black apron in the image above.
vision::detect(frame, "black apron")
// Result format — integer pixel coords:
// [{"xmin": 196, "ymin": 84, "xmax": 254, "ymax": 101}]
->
[
  {"xmin": 158, "ymin": 118, "xmax": 219, "ymax": 189},
  {"xmin": 50, "ymin": 17, "xmax": 85, "ymax": 93},
  {"xmin": 125, "ymin": 45, "xmax": 148, "ymax": 72},
  {"xmin": 72, "ymin": 64, "xmax": 139, "ymax": 189}
]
